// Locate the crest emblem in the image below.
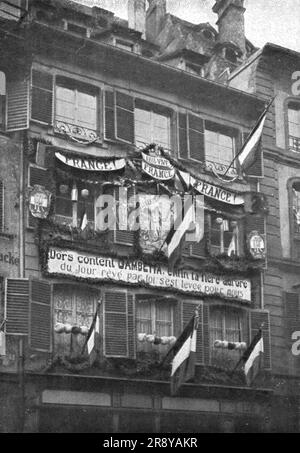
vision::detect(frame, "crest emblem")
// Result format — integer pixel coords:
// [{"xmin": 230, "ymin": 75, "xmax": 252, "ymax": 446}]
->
[{"xmin": 29, "ymin": 185, "xmax": 52, "ymax": 219}]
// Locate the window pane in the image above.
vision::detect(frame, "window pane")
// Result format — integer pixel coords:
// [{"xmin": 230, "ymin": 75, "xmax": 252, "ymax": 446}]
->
[
  {"xmin": 135, "ymin": 108, "xmax": 170, "ymax": 149},
  {"xmin": 136, "ymin": 301, "xmax": 152, "ymax": 334},
  {"xmin": 76, "ymin": 92, "xmax": 97, "ymax": 129},
  {"xmin": 205, "ymin": 128, "xmax": 235, "ymax": 167},
  {"xmin": 56, "ymin": 86, "xmax": 76, "ymax": 123},
  {"xmin": 293, "ymin": 185, "xmax": 300, "ymax": 234},
  {"xmin": 156, "ymin": 303, "xmax": 172, "ymax": 337}
]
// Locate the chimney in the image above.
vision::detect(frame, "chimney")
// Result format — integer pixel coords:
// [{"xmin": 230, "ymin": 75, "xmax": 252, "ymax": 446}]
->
[
  {"xmin": 213, "ymin": 0, "xmax": 246, "ymax": 57},
  {"xmin": 146, "ymin": 0, "xmax": 166, "ymax": 43},
  {"xmin": 128, "ymin": 0, "xmax": 146, "ymax": 38}
]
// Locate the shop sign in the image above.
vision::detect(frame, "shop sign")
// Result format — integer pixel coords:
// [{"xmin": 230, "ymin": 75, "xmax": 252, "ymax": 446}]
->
[
  {"xmin": 248, "ymin": 230, "xmax": 266, "ymax": 260},
  {"xmin": 47, "ymin": 247, "xmax": 252, "ymax": 302},
  {"xmin": 141, "ymin": 152, "xmax": 175, "ymax": 180},
  {"xmin": 55, "ymin": 152, "xmax": 126, "ymax": 172},
  {"xmin": 29, "ymin": 185, "xmax": 52, "ymax": 219},
  {"xmin": 193, "ymin": 179, "xmax": 244, "ymax": 205}
]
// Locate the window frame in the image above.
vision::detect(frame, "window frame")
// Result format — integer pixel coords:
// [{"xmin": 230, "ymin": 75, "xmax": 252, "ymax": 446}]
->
[
  {"xmin": 204, "ymin": 120, "xmax": 237, "ymax": 170},
  {"xmin": 208, "ymin": 212, "xmax": 243, "ymax": 257},
  {"xmin": 286, "ymin": 99, "xmax": 300, "ymax": 154},
  {"xmin": 288, "ymin": 177, "xmax": 300, "ymax": 260}
]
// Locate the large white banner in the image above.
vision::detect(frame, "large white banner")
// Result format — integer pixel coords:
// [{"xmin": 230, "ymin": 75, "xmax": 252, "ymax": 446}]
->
[{"xmin": 47, "ymin": 248, "xmax": 252, "ymax": 302}]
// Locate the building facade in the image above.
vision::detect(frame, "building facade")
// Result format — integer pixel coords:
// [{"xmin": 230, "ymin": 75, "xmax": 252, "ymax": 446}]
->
[{"xmin": 0, "ymin": 0, "xmax": 297, "ymax": 433}]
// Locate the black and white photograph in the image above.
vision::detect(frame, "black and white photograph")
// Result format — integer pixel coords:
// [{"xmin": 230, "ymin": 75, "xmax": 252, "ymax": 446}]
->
[{"xmin": 0, "ymin": 0, "xmax": 299, "ymax": 435}]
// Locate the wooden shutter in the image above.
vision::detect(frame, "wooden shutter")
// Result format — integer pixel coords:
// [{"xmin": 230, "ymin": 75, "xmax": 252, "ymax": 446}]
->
[
  {"xmin": 242, "ymin": 132, "xmax": 264, "ymax": 178},
  {"xmin": 203, "ymin": 303, "xmax": 210, "ymax": 364},
  {"xmin": 104, "ymin": 290, "xmax": 130, "ymax": 358},
  {"xmin": 116, "ymin": 91, "xmax": 134, "ymax": 144},
  {"xmin": 127, "ymin": 293, "xmax": 136, "ymax": 359},
  {"xmin": 190, "ymin": 213, "xmax": 208, "ymax": 258},
  {"xmin": 29, "ymin": 280, "xmax": 52, "ymax": 352},
  {"xmin": 188, "ymin": 113, "xmax": 205, "ymax": 162},
  {"xmin": 182, "ymin": 301, "xmax": 204, "ymax": 364},
  {"xmin": 31, "ymin": 69, "xmax": 54, "ymax": 125},
  {"xmin": 178, "ymin": 113, "xmax": 188, "ymax": 159},
  {"xmin": 104, "ymin": 89, "xmax": 115, "ymax": 140},
  {"xmin": 5, "ymin": 278, "xmax": 30, "ymax": 335},
  {"xmin": 0, "ymin": 179, "xmax": 4, "ymax": 232},
  {"xmin": 114, "ymin": 186, "xmax": 135, "ymax": 246},
  {"xmin": 6, "ymin": 77, "xmax": 29, "ymax": 131},
  {"xmin": 284, "ymin": 292, "xmax": 300, "ymax": 364},
  {"xmin": 249, "ymin": 310, "xmax": 271, "ymax": 370}
]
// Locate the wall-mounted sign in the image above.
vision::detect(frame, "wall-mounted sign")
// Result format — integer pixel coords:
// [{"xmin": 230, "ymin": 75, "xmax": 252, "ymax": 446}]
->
[
  {"xmin": 55, "ymin": 152, "xmax": 126, "ymax": 172},
  {"xmin": 192, "ymin": 179, "xmax": 244, "ymax": 205},
  {"xmin": 0, "ymin": 252, "xmax": 19, "ymax": 267},
  {"xmin": 47, "ymin": 247, "xmax": 252, "ymax": 302},
  {"xmin": 248, "ymin": 231, "xmax": 266, "ymax": 260},
  {"xmin": 29, "ymin": 185, "xmax": 52, "ymax": 219},
  {"xmin": 141, "ymin": 152, "xmax": 175, "ymax": 180}
]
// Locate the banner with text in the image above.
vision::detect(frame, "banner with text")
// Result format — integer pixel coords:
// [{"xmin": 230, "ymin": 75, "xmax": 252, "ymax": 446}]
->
[{"xmin": 47, "ymin": 248, "xmax": 252, "ymax": 302}]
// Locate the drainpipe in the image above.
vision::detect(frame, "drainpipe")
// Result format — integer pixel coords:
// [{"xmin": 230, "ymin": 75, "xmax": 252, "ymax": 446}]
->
[
  {"xmin": 19, "ymin": 131, "xmax": 25, "ymax": 278},
  {"xmin": 256, "ymin": 179, "xmax": 265, "ymax": 310}
]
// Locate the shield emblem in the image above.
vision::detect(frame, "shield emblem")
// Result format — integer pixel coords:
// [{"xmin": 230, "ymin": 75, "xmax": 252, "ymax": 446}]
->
[{"xmin": 29, "ymin": 185, "xmax": 52, "ymax": 219}]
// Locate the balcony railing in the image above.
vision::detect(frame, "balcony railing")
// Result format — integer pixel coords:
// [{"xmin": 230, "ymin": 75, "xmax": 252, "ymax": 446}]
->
[
  {"xmin": 289, "ymin": 135, "xmax": 300, "ymax": 153},
  {"xmin": 54, "ymin": 120, "xmax": 99, "ymax": 144}
]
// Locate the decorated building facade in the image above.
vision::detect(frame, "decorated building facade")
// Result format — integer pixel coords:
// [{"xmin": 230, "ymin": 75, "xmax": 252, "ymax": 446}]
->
[{"xmin": 0, "ymin": 0, "xmax": 295, "ymax": 433}]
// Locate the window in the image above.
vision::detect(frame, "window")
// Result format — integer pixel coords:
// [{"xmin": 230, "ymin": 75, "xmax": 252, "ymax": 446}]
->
[
  {"xmin": 0, "ymin": 0, "xmax": 25, "ymax": 21},
  {"xmin": 292, "ymin": 182, "xmax": 300, "ymax": 235},
  {"xmin": 135, "ymin": 107, "xmax": 171, "ymax": 150},
  {"xmin": 0, "ymin": 71, "xmax": 6, "ymax": 127},
  {"xmin": 54, "ymin": 285, "xmax": 98, "ymax": 356},
  {"xmin": 288, "ymin": 102, "xmax": 300, "ymax": 153},
  {"xmin": 185, "ymin": 63, "xmax": 204, "ymax": 77},
  {"xmin": 56, "ymin": 78, "xmax": 98, "ymax": 131},
  {"xmin": 136, "ymin": 298, "xmax": 173, "ymax": 354},
  {"xmin": 210, "ymin": 213, "xmax": 240, "ymax": 256},
  {"xmin": 205, "ymin": 121, "xmax": 236, "ymax": 168},
  {"xmin": 210, "ymin": 306, "xmax": 248, "ymax": 367},
  {"xmin": 55, "ymin": 180, "xmax": 95, "ymax": 228}
]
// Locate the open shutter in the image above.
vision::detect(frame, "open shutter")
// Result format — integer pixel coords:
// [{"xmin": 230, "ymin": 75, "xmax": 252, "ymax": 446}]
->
[
  {"xmin": 0, "ymin": 179, "xmax": 4, "ymax": 232},
  {"xmin": 29, "ymin": 280, "xmax": 52, "ymax": 352},
  {"xmin": 31, "ymin": 69, "xmax": 54, "ymax": 125},
  {"xmin": 104, "ymin": 89, "xmax": 115, "ymax": 141},
  {"xmin": 190, "ymin": 213, "xmax": 208, "ymax": 258},
  {"xmin": 104, "ymin": 290, "xmax": 129, "ymax": 358},
  {"xmin": 116, "ymin": 91, "xmax": 134, "ymax": 144},
  {"xmin": 188, "ymin": 113, "xmax": 205, "ymax": 162},
  {"xmin": 203, "ymin": 304, "xmax": 210, "ymax": 364},
  {"xmin": 284, "ymin": 292, "xmax": 300, "ymax": 370},
  {"xmin": 5, "ymin": 278, "xmax": 29, "ymax": 335},
  {"xmin": 182, "ymin": 301, "xmax": 204, "ymax": 365},
  {"xmin": 250, "ymin": 310, "xmax": 271, "ymax": 370},
  {"xmin": 6, "ymin": 77, "xmax": 29, "ymax": 131},
  {"xmin": 127, "ymin": 293, "xmax": 136, "ymax": 359},
  {"xmin": 242, "ymin": 132, "xmax": 264, "ymax": 178},
  {"xmin": 178, "ymin": 113, "xmax": 188, "ymax": 159},
  {"xmin": 114, "ymin": 186, "xmax": 135, "ymax": 246}
]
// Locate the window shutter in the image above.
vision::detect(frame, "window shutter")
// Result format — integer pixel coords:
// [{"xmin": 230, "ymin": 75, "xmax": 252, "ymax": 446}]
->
[
  {"xmin": 127, "ymin": 293, "xmax": 136, "ymax": 359},
  {"xmin": 0, "ymin": 180, "xmax": 4, "ymax": 232},
  {"xmin": 203, "ymin": 303, "xmax": 210, "ymax": 364},
  {"xmin": 104, "ymin": 290, "xmax": 129, "ymax": 358},
  {"xmin": 249, "ymin": 310, "xmax": 271, "ymax": 370},
  {"xmin": 29, "ymin": 279, "xmax": 52, "ymax": 352},
  {"xmin": 242, "ymin": 132, "xmax": 264, "ymax": 178},
  {"xmin": 178, "ymin": 113, "xmax": 188, "ymax": 159},
  {"xmin": 188, "ymin": 114, "xmax": 205, "ymax": 163},
  {"xmin": 182, "ymin": 301, "xmax": 204, "ymax": 365},
  {"xmin": 116, "ymin": 91, "xmax": 134, "ymax": 144},
  {"xmin": 5, "ymin": 278, "xmax": 29, "ymax": 335},
  {"xmin": 189, "ymin": 213, "xmax": 208, "ymax": 258},
  {"xmin": 31, "ymin": 70, "xmax": 54, "ymax": 125},
  {"xmin": 104, "ymin": 89, "xmax": 115, "ymax": 141},
  {"xmin": 6, "ymin": 77, "xmax": 29, "ymax": 131},
  {"xmin": 114, "ymin": 186, "xmax": 135, "ymax": 246},
  {"xmin": 284, "ymin": 292, "xmax": 300, "ymax": 369}
]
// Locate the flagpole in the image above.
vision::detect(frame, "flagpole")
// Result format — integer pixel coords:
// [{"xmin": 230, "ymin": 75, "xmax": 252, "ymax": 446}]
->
[{"xmin": 223, "ymin": 96, "xmax": 276, "ymax": 177}]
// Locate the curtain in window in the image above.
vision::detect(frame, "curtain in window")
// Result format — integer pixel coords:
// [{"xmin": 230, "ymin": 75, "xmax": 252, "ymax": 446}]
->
[
  {"xmin": 156, "ymin": 303, "xmax": 172, "ymax": 337},
  {"xmin": 136, "ymin": 301, "xmax": 152, "ymax": 335}
]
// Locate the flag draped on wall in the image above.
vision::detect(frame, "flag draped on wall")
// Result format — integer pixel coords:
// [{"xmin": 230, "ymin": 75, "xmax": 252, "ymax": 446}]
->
[
  {"xmin": 242, "ymin": 329, "xmax": 264, "ymax": 386},
  {"xmin": 169, "ymin": 310, "xmax": 199, "ymax": 395},
  {"xmin": 238, "ymin": 112, "xmax": 267, "ymax": 172},
  {"xmin": 81, "ymin": 301, "xmax": 101, "ymax": 356}
]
